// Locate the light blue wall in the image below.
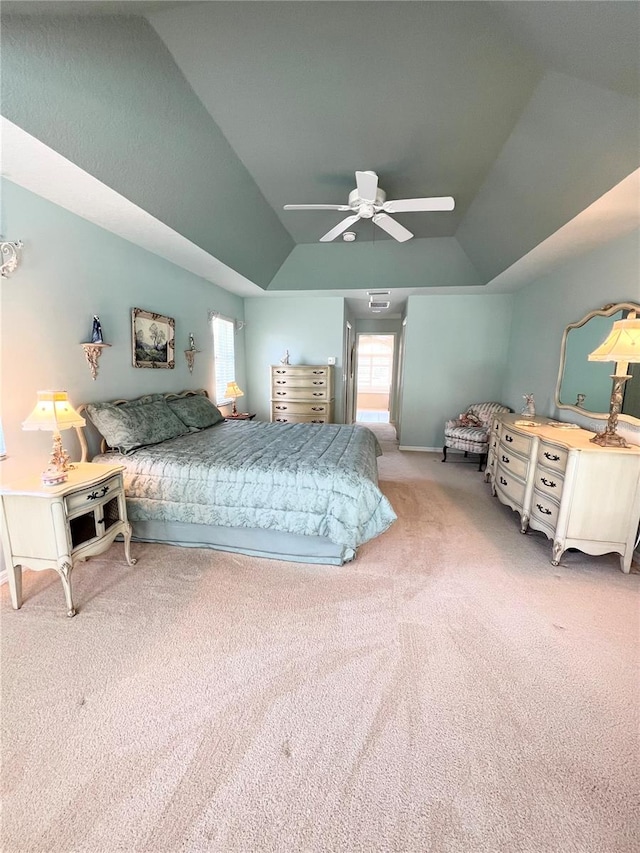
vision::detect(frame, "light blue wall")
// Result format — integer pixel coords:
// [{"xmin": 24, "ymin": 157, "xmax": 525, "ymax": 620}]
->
[
  {"xmin": 399, "ymin": 294, "xmax": 514, "ymax": 448},
  {"xmin": 502, "ymin": 229, "xmax": 640, "ymax": 438},
  {"xmin": 1, "ymin": 14, "xmax": 293, "ymax": 288},
  {"xmin": 1, "ymin": 179, "xmax": 246, "ymax": 464},
  {"xmin": 243, "ymin": 297, "xmax": 345, "ymax": 423}
]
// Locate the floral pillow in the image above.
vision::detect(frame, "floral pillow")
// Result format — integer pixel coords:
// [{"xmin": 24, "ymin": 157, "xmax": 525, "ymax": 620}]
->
[
  {"xmin": 167, "ymin": 395, "xmax": 225, "ymax": 429},
  {"xmin": 85, "ymin": 399, "xmax": 190, "ymax": 454},
  {"xmin": 459, "ymin": 411, "xmax": 483, "ymax": 428}
]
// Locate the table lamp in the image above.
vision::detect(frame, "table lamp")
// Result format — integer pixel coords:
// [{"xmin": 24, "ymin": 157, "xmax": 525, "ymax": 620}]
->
[
  {"xmin": 224, "ymin": 381, "xmax": 244, "ymax": 416},
  {"xmin": 22, "ymin": 391, "xmax": 86, "ymax": 484},
  {"xmin": 588, "ymin": 310, "xmax": 640, "ymax": 448}
]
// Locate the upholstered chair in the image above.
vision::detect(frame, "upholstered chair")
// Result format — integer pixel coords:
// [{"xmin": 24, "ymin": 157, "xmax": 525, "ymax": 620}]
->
[{"xmin": 442, "ymin": 402, "xmax": 511, "ymax": 471}]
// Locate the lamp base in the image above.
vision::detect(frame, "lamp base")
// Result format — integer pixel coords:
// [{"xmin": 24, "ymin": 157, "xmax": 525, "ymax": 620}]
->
[
  {"xmin": 589, "ymin": 374, "xmax": 630, "ymax": 449},
  {"xmin": 589, "ymin": 431, "xmax": 628, "ymax": 449},
  {"xmin": 49, "ymin": 431, "xmax": 73, "ymax": 473},
  {"xmin": 231, "ymin": 400, "xmax": 238, "ymax": 416}
]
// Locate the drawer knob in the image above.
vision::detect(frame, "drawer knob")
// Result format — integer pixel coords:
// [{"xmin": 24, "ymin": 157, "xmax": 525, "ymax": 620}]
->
[
  {"xmin": 501, "ymin": 455, "xmax": 509, "ymax": 463},
  {"xmin": 275, "ymin": 418, "xmax": 288, "ymax": 423},
  {"xmin": 276, "ymin": 380, "xmax": 286, "ymax": 385},
  {"xmin": 540, "ymin": 477, "xmax": 556, "ymax": 488},
  {"xmin": 536, "ymin": 503, "xmax": 552, "ymax": 515},
  {"xmin": 312, "ymin": 392, "xmax": 323, "ymax": 397},
  {"xmin": 276, "ymin": 391, "xmax": 286, "ymax": 396},
  {"xmin": 311, "ymin": 406, "xmax": 325, "ymax": 412},
  {"xmin": 505, "ymin": 435, "xmax": 513, "ymax": 443},
  {"xmin": 544, "ymin": 452, "xmax": 560, "ymax": 461},
  {"xmin": 275, "ymin": 370, "xmax": 286, "ymax": 374},
  {"xmin": 275, "ymin": 405, "xmax": 287, "ymax": 410},
  {"xmin": 500, "ymin": 476, "xmax": 507, "ymax": 486},
  {"xmin": 312, "ymin": 370, "xmax": 324, "ymax": 375},
  {"xmin": 312, "ymin": 381, "xmax": 324, "ymax": 385},
  {"xmin": 311, "ymin": 419, "xmax": 324, "ymax": 423}
]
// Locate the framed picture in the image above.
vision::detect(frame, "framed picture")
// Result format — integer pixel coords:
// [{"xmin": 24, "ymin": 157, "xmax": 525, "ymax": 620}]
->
[{"xmin": 131, "ymin": 307, "xmax": 175, "ymax": 369}]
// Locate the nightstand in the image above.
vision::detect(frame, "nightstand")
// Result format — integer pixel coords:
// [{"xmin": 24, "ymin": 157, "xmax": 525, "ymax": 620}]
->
[
  {"xmin": 225, "ymin": 413, "xmax": 256, "ymax": 421},
  {"xmin": 0, "ymin": 462, "xmax": 136, "ymax": 617}
]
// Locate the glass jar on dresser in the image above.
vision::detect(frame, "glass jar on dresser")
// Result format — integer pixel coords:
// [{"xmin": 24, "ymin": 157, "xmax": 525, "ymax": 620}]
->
[
  {"xmin": 270, "ymin": 365, "xmax": 335, "ymax": 424},
  {"xmin": 490, "ymin": 419, "xmax": 640, "ymax": 573}
]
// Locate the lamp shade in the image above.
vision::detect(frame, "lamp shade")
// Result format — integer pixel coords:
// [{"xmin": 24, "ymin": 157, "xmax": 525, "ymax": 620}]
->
[
  {"xmin": 22, "ymin": 391, "xmax": 86, "ymax": 432},
  {"xmin": 224, "ymin": 381, "xmax": 244, "ymax": 399},
  {"xmin": 588, "ymin": 311, "xmax": 640, "ymax": 363}
]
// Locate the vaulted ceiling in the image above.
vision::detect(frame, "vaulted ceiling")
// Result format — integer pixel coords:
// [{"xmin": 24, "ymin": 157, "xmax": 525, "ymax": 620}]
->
[{"xmin": 2, "ymin": 1, "xmax": 639, "ymax": 315}]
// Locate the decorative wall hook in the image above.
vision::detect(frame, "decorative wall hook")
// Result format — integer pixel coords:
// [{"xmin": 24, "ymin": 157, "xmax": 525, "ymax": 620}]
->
[
  {"xmin": 184, "ymin": 334, "xmax": 201, "ymax": 373},
  {"xmin": 0, "ymin": 239, "xmax": 23, "ymax": 277}
]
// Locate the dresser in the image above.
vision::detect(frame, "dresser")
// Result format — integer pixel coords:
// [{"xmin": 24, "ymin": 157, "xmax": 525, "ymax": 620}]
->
[
  {"xmin": 270, "ymin": 364, "xmax": 334, "ymax": 424},
  {"xmin": 489, "ymin": 415, "xmax": 640, "ymax": 573}
]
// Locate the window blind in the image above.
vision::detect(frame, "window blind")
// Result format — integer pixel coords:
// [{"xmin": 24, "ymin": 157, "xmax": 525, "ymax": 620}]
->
[{"xmin": 212, "ymin": 316, "xmax": 236, "ymax": 405}]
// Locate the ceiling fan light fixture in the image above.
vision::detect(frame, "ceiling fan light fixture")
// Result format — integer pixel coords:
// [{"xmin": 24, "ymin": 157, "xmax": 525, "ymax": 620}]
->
[{"xmin": 343, "ymin": 232, "xmax": 356, "ymax": 242}]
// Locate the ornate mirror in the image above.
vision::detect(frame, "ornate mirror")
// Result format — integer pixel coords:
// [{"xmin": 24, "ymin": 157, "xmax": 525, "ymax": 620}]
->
[{"xmin": 555, "ymin": 302, "xmax": 640, "ymax": 424}]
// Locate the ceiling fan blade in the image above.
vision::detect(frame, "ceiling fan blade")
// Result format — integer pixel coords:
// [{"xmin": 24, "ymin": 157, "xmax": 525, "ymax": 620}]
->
[
  {"xmin": 383, "ymin": 196, "xmax": 455, "ymax": 213},
  {"xmin": 373, "ymin": 213, "xmax": 413, "ymax": 242},
  {"xmin": 284, "ymin": 204, "xmax": 351, "ymax": 211},
  {"xmin": 355, "ymin": 170, "xmax": 379, "ymax": 203},
  {"xmin": 319, "ymin": 214, "xmax": 361, "ymax": 242}
]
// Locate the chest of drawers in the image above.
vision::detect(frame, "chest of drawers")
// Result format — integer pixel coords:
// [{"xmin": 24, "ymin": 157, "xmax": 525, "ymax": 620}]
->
[
  {"xmin": 270, "ymin": 365, "xmax": 335, "ymax": 424},
  {"xmin": 491, "ymin": 419, "xmax": 640, "ymax": 573}
]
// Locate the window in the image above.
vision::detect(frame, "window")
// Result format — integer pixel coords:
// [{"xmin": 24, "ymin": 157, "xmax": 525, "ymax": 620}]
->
[{"xmin": 212, "ymin": 316, "xmax": 236, "ymax": 405}]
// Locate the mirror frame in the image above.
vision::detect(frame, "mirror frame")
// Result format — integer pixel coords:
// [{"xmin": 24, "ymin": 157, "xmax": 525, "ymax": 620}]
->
[{"xmin": 555, "ymin": 301, "xmax": 640, "ymax": 426}]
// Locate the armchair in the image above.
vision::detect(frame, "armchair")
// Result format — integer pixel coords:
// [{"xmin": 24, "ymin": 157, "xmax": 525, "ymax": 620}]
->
[{"xmin": 442, "ymin": 402, "xmax": 511, "ymax": 471}]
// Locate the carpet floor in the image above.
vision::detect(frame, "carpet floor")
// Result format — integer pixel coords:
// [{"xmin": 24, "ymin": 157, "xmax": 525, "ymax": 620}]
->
[{"xmin": 1, "ymin": 424, "xmax": 639, "ymax": 852}]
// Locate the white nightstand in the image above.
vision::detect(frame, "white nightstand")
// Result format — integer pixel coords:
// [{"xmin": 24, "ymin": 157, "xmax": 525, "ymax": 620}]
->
[{"xmin": 0, "ymin": 462, "xmax": 137, "ymax": 617}]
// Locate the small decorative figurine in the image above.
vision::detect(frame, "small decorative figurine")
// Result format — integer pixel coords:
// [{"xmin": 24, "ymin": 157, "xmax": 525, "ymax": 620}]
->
[
  {"xmin": 91, "ymin": 315, "xmax": 104, "ymax": 344},
  {"xmin": 280, "ymin": 349, "xmax": 290, "ymax": 365},
  {"xmin": 189, "ymin": 333, "xmax": 196, "ymax": 351},
  {"xmin": 521, "ymin": 393, "xmax": 536, "ymax": 417},
  {"xmin": 575, "ymin": 393, "xmax": 586, "ymax": 408}
]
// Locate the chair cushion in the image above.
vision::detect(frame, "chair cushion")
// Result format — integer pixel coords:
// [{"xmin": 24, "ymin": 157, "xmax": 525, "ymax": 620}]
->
[{"xmin": 444, "ymin": 424, "xmax": 489, "ymax": 453}]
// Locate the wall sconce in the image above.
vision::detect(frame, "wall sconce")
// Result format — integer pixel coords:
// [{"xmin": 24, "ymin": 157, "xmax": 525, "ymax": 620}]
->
[
  {"xmin": 184, "ymin": 333, "xmax": 201, "ymax": 373},
  {"xmin": 1, "ymin": 239, "xmax": 23, "ymax": 277}
]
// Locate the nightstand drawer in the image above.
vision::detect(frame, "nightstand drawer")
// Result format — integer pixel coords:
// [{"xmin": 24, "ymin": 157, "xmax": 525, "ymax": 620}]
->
[{"xmin": 65, "ymin": 475, "xmax": 122, "ymax": 514}]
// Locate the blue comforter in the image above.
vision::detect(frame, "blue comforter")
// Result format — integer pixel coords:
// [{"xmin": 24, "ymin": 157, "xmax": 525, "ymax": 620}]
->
[{"xmin": 93, "ymin": 421, "xmax": 396, "ymax": 553}]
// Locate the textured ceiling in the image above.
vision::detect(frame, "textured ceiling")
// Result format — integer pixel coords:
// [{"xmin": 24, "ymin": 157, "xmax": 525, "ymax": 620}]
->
[{"xmin": 2, "ymin": 0, "xmax": 639, "ymax": 313}]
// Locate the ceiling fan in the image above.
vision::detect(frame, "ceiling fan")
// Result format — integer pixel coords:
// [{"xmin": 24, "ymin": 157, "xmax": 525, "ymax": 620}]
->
[{"xmin": 283, "ymin": 170, "xmax": 454, "ymax": 243}]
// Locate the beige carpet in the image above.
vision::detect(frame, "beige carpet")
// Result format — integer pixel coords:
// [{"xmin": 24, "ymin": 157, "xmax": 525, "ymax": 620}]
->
[{"xmin": 2, "ymin": 424, "xmax": 639, "ymax": 853}]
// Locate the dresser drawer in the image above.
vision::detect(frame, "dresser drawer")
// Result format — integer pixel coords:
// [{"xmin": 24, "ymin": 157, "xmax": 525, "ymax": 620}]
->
[
  {"xmin": 271, "ymin": 386, "xmax": 330, "ymax": 402},
  {"xmin": 499, "ymin": 427, "xmax": 533, "ymax": 456},
  {"xmin": 531, "ymin": 489, "xmax": 560, "ymax": 529},
  {"xmin": 272, "ymin": 401, "xmax": 330, "ymax": 416},
  {"xmin": 272, "ymin": 376, "xmax": 329, "ymax": 391},
  {"xmin": 495, "ymin": 471, "xmax": 526, "ymax": 509},
  {"xmin": 497, "ymin": 448, "xmax": 528, "ymax": 481},
  {"xmin": 537, "ymin": 442, "xmax": 568, "ymax": 473},
  {"xmin": 271, "ymin": 366, "xmax": 330, "ymax": 380},
  {"xmin": 534, "ymin": 467, "xmax": 565, "ymax": 502},
  {"xmin": 272, "ymin": 414, "xmax": 331, "ymax": 424},
  {"xmin": 65, "ymin": 475, "xmax": 122, "ymax": 514}
]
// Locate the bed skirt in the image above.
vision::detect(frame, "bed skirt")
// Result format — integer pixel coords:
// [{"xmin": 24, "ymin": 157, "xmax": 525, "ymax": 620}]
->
[{"xmin": 127, "ymin": 520, "xmax": 355, "ymax": 566}]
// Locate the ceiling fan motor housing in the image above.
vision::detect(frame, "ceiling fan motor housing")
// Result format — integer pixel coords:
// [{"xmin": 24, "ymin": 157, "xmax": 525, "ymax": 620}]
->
[{"xmin": 348, "ymin": 187, "xmax": 386, "ymax": 214}]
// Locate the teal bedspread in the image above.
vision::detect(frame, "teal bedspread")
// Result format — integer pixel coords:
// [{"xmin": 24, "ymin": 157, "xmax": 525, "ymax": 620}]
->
[{"xmin": 93, "ymin": 421, "xmax": 396, "ymax": 555}]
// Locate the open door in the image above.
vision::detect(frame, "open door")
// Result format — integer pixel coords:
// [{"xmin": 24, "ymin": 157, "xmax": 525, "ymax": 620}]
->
[{"xmin": 355, "ymin": 334, "xmax": 395, "ymax": 424}]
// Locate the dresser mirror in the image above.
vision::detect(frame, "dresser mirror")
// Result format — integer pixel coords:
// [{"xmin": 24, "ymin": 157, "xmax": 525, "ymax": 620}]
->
[{"xmin": 555, "ymin": 302, "xmax": 640, "ymax": 424}]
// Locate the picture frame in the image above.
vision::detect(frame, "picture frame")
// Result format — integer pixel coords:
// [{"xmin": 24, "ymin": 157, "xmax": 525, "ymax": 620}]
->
[{"xmin": 131, "ymin": 307, "xmax": 175, "ymax": 369}]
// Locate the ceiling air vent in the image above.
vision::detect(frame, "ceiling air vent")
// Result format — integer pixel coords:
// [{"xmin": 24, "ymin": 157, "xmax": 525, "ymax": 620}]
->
[{"xmin": 369, "ymin": 301, "xmax": 390, "ymax": 310}]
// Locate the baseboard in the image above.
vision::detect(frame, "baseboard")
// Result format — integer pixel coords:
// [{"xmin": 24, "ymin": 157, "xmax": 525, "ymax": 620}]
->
[{"xmin": 398, "ymin": 445, "xmax": 441, "ymax": 452}]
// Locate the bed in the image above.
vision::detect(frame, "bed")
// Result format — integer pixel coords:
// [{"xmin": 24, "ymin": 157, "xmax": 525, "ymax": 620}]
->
[{"xmin": 77, "ymin": 390, "xmax": 396, "ymax": 565}]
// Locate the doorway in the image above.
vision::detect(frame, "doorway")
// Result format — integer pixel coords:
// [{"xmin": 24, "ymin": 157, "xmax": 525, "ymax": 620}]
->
[{"xmin": 355, "ymin": 334, "xmax": 395, "ymax": 424}]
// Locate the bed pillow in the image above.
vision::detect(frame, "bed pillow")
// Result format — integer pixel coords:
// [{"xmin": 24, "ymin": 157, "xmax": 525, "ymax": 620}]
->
[
  {"xmin": 85, "ymin": 399, "xmax": 190, "ymax": 454},
  {"xmin": 167, "ymin": 395, "xmax": 225, "ymax": 429}
]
